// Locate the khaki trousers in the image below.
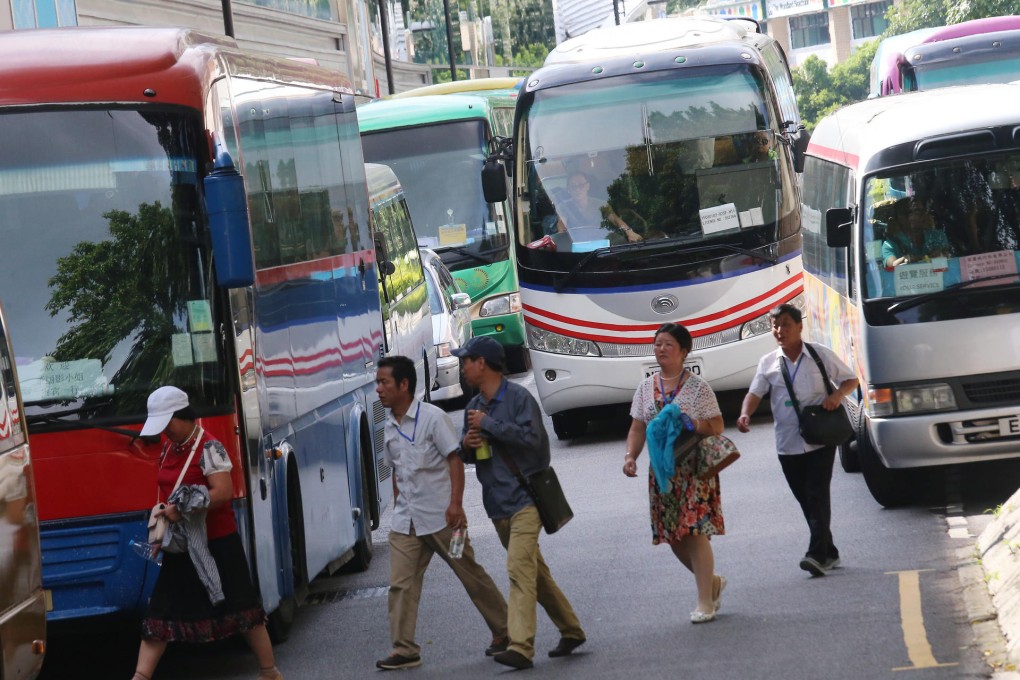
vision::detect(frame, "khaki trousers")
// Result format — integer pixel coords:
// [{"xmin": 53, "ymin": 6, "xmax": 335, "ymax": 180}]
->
[
  {"xmin": 388, "ymin": 524, "xmax": 508, "ymax": 657},
  {"xmin": 492, "ymin": 505, "xmax": 584, "ymax": 660}
]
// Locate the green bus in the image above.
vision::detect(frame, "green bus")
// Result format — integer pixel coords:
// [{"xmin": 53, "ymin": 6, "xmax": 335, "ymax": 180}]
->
[{"xmin": 358, "ymin": 87, "xmax": 528, "ymax": 372}]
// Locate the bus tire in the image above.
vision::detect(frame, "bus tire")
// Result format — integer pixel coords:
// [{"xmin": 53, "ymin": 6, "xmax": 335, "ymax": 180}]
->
[
  {"xmin": 839, "ymin": 438, "xmax": 860, "ymax": 473},
  {"xmin": 552, "ymin": 411, "xmax": 587, "ymax": 440},
  {"xmin": 269, "ymin": 466, "xmax": 307, "ymax": 643},
  {"xmin": 344, "ymin": 450, "xmax": 375, "ymax": 573},
  {"xmin": 857, "ymin": 410, "xmax": 914, "ymax": 507}
]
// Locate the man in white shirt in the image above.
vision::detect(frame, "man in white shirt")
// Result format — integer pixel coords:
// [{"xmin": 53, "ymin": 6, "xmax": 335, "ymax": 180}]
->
[
  {"xmin": 737, "ymin": 304, "xmax": 858, "ymax": 577},
  {"xmin": 374, "ymin": 355, "xmax": 508, "ymax": 671}
]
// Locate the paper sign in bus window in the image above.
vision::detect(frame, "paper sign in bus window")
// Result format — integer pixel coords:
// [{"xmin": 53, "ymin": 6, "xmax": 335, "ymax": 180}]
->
[
  {"xmin": 438, "ymin": 224, "xmax": 467, "ymax": 246},
  {"xmin": 700, "ymin": 204, "xmax": 740, "ymax": 235},
  {"xmin": 188, "ymin": 300, "xmax": 213, "ymax": 333},
  {"xmin": 172, "ymin": 333, "xmax": 195, "ymax": 367},
  {"xmin": 192, "ymin": 333, "xmax": 218, "ymax": 363},
  {"xmin": 960, "ymin": 250, "xmax": 1018, "ymax": 285},
  {"xmin": 894, "ymin": 262, "xmax": 945, "ymax": 296},
  {"xmin": 18, "ymin": 358, "xmax": 107, "ymax": 402}
]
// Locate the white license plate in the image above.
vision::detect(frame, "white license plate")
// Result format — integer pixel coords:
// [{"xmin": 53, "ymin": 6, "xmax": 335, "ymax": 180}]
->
[
  {"xmin": 643, "ymin": 358, "xmax": 704, "ymax": 379},
  {"xmin": 999, "ymin": 416, "xmax": 1020, "ymax": 437}
]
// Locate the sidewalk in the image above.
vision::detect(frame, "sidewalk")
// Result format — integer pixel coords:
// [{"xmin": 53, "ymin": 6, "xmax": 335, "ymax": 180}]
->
[{"xmin": 960, "ymin": 484, "xmax": 1020, "ymax": 678}]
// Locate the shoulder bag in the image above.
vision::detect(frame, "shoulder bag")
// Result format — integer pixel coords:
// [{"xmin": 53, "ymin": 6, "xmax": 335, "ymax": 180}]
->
[
  {"xmin": 496, "ymin": 447, "xmax": 573, "ymax": 534},
  {"xmin": 780, "ymin": 345, "xmax": 853, "ymax": 447},
  {"xmin": 147, "ymin": 427, "xmax": 204, "ymax": 545}
]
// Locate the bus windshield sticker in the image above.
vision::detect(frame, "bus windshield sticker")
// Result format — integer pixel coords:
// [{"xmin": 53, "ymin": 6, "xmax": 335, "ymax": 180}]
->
[
  {"xmin": 700, "ymin": 204, "xmax": 739, "ymax": 234},
  {"xmin": 192, "ymin": 333, "xmax": 218, "ymax": 363},
  {"xmin": 893, "ymin": 262, "xmax": 945, "ymax": 296},
  {"xmin": 438, "ymin": 224, "xmax": 467, "ymax": 246},
  {"xmin": 960, "ymin": 250, "xmax": 1018, "ymax": 285},
  {"xmin": 18, "ymin": 358, "xmax": 107, "ymax": 403},
  {"xmin": 188, "ymin": 300, "xmax": 213, "ymax": 333},
  {"xmin": 738, "ymin": 207, "xmax": 764, "ymax": 228},
  {"xmin": 172, "ymin": 334, "xmax": 195, "ymax": 367}
]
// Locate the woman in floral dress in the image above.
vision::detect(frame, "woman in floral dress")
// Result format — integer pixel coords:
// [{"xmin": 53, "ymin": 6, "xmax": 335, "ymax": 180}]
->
[{"xmin": 623, "ymin": 323, "xmax": 727, "ymax": 623}]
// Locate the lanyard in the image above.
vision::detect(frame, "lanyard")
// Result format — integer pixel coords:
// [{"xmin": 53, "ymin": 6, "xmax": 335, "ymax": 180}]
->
[
  {"xmin": 658, "ymin": 371, "xmax": 684, "ymax": 406},
  {"xmin": 785, "ymin": 353, "xmax": 805, "ymax": 386},
  {"xmin": 396, "ymin": 401, "xmax": 421, "ymax": 444}
]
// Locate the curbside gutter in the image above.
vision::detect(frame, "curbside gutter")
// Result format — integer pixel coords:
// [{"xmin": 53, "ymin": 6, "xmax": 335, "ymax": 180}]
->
[{"xmin": 968, "ymin": 485, "xmax": 1020, "ymax": 677}]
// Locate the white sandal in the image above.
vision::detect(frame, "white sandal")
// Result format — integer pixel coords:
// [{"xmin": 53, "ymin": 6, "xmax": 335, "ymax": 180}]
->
[{"xmin": 690, "ymin": 609, "xmax": 716, "ymax": 624}]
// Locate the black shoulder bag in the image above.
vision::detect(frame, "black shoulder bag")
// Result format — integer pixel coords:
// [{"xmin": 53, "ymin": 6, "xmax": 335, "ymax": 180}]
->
[
  {"xmin": 496, "ymin": 448, "xmax": 573, "ymax": 534},
  {"xmin": 779, "ymin": 343, "xmax": 854, "ymax": 447}
]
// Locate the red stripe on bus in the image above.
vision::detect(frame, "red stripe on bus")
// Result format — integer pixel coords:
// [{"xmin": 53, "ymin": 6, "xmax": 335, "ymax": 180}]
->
[
  {"xmin": 523, "ymin": 284, "xmax": 803, "ymax": 344},
  {"xmin": 254, "ymin": 249, "xmax": 377, "ymax": 286},
  {"xmin": 523, "ymin": 275, "xmax": 802, "ymax": 332},
  {"xmin": 807, "ymin": 143, "xmax": 860, "ymax": 170}
]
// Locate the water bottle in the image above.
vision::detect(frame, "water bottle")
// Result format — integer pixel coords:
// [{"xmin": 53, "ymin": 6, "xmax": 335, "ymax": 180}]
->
[
  {"xmin": 130, "ymin": 538, "xmax": 163, "ymax": 566},
  {"xmin": 449, "ymin": 527, "xmax": 466, "ymax": 559},
  {"xmin": 475, "ymin": 438, "xmax": 492, "ymax": 461}
]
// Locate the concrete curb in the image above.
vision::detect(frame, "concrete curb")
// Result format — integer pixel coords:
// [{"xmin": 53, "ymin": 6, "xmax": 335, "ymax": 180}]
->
[{"xmin": 969, "ymin": 485, "xmax": 1020, "ymax": 677}]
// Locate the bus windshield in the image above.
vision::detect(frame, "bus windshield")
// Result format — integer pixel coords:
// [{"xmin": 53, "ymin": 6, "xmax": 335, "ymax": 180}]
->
[
  {"xmin": 911, "ymin": 55, "xmax": 1020, "ymax": 90},
  {"xmin": 516, "ymin": 66, "xmax": 794, "ymax": 273},
  {"xmin": 0, "ymin": 108, "xmax": 230, "ymax": 420},
  {"xmin": 861, "ymin": 154, "xmax": 1020, "ymax": 312},
  {"xmin": 361, "ymin": 120, "xmax": 509, "ymax": 263}
]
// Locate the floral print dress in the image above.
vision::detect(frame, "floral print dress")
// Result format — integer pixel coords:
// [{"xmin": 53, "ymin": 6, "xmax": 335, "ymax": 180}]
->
[{"xmin": 630, "ymin": 371, "xmax": 725, "ymax": 544}]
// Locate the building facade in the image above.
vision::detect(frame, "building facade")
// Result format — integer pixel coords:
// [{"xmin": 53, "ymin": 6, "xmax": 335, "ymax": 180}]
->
[
  {"xmin": 699, "ymin": 0, "xmax": 897, "ymax": 67},
  {"xmin": 0, "ymin": 0, "xmax": 431, "ymax": 96}
]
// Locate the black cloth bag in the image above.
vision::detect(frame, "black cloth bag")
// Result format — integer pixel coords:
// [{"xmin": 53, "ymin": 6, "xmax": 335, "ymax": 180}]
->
[{"xmin": 780, "ymin": 343, "xmax": 854, "ymax": 447}]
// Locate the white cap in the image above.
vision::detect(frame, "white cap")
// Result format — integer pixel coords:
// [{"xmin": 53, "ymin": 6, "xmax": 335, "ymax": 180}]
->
[{"xmin": 140, "ymin": 386, "xmax": 190, "ymax": 436}]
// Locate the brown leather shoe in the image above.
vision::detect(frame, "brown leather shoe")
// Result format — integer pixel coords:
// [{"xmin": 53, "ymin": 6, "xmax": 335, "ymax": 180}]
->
[{"xmin": 493, "ymin": 649, "xmax": 533, "ymax": 669}]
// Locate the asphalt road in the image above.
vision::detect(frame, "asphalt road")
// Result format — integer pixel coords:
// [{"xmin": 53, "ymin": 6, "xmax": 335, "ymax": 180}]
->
[{"xmin": 39, "ymin": 371, "xmax": 1020, "ymax": 680}]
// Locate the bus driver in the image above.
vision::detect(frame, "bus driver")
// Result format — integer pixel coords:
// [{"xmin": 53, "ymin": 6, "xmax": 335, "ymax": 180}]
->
[{"xmin": 555, "ymin": 172, "xmax": 641, "ymax": 243}]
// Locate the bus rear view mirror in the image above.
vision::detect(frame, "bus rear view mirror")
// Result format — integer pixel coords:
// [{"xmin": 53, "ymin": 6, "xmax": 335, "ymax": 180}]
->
[
  {"xmin": 204, "ymin": 149, "xmax": 255, "ymax": 288},
  {"xmin": 792, "ymin": 125, "xmax": 810, "ymax": 173},
  {"xmin": 481, "ymin": 160, "xmax": 508, "ymax": 204},
  {"xmin": 379, "ymin": 260, "xmax": 396, "ymax": 277},
  {"xmin": 825, "ymin": 207, "xmax": 853, "ymax": 248}
]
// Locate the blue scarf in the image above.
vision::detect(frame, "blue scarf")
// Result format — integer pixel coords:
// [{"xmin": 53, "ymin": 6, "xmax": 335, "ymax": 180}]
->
[{"xmin": 647, "ymin": 403, "xmax": 690, "ymax": 493}]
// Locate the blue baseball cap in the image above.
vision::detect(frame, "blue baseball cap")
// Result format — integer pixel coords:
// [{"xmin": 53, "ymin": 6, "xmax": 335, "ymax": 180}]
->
[{"xmin": 451, "ymin": 336, "xmax": 505, "ymax": 367}]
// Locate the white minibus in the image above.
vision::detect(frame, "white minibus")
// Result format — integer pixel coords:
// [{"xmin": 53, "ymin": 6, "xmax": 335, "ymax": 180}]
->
[{"xmin": 801, "ymin": 83, "xmax": 1020, "ymax": 506}]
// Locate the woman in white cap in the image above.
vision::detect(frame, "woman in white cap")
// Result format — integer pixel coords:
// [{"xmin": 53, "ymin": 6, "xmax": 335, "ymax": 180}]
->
[{"xmin": 131, "ymin": 386, "xmax": 282, "ymax": 680}]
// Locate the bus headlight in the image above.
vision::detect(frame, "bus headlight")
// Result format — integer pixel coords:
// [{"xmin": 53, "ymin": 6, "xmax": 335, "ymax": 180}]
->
[
  {"xmin": 526, "ymin": 324, "xmax": 600, "ymax": 356},
  {"xmin": 479, "ymin": 293, "xmax": 522, "ymax": 317},
  {"xmin": 740, "ymin": 313, "xmax": 771, "ymax": 339},
  {"xmin": 740, "ymin": 293, "xmax": 804, "ymax": 340},
  {"xmin": 868, "ymin": 383, "xmax": 957, "ymax": 417}
]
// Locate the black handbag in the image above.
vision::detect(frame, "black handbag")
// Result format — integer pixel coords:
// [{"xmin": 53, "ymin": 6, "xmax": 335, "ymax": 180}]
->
[
  {"xmin": 497, "ymin": 448, "xmax": 573, "ymax": 534},
  {"xmin": 779, "ymin": 343, "xmax": 854, "ymax": 447}
]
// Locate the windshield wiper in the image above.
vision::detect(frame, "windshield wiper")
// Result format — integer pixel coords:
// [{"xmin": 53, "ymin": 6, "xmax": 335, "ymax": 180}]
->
[
  {"xmin": 553, "ymin": 238, "xmax": 682, "ymax": 291},
  {"xmin": 435, "ymin": 245, "xmax": 495, "ymax": 265},
  {"xmin": 24, "ymin": 401, "xmax": 151, "ymax": 440},
  {"xmin": 886, "ymin": 273, "xmax": 1020, "ymax": 314}
]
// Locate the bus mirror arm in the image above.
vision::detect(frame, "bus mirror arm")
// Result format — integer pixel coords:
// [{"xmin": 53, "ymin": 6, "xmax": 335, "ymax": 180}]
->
[{"xmin": 825, "ymin": 207, "xmax": 854, "ymax": 248}]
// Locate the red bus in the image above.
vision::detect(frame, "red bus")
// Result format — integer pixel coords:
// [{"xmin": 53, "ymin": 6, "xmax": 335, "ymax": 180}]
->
[{"xmin": 0, "ymin": 27, "xmax": 391, "ymax": 637}]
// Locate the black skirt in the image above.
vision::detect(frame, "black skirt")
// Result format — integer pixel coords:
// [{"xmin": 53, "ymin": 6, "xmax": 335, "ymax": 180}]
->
[{"xmin": 142, "ymin": 532, "xmax": 267, "ymax": 643}]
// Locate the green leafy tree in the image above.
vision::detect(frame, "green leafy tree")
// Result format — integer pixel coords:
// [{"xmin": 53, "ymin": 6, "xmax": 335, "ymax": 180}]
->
[
  {"xmin": 793, "ymin": 40, "xmax": 878, "ymax": 132},
  {"xmin": 886, "ymin": 0, "xmax": 1019, "ymax": 34},
  {"xmin": 46, "ymin": 202, "xmax": 191, "ymax": 391}
]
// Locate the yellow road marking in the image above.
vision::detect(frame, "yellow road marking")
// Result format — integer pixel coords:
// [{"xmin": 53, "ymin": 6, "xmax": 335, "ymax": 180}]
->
[{"xmin": 887, "ymin": 569, "xmax": 958, "ymax": 671}]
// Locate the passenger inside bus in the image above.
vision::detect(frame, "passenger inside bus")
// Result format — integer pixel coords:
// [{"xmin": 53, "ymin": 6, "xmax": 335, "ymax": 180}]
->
[
  {"xmin": 553, "ymin": 171, "xmax": 641, "ymax": 243},
  {"xmin": 880, "ymin": 197, "xmax": 949, "ymax": 269}
]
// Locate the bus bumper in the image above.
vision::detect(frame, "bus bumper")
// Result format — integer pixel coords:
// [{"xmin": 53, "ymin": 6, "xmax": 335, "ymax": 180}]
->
[
  {"xmin": 531, "ymin": 332, "xmax": 774, "ymax": 416},
  {"xmin": 869, "ymin": 405, "xmax": 1020, "ymax": 468},
  {"xmin": 472, "ymin": 311, "xmax": 525, "ymax": 349},
  {"xmin": 40, "ymin": 515, "xmax": 155, "ymax": 621}
]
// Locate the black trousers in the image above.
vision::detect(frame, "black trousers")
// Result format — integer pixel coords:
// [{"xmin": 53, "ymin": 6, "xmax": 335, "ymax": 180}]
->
[{"xmin": 778, "ymin": 446, "xmax": 839, "ymax": 562}]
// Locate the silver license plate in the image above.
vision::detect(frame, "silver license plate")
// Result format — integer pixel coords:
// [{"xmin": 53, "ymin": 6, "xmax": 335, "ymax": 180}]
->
[{"xmin": 643, "ymin": 357, "xmax": 704, "ymax": 379}]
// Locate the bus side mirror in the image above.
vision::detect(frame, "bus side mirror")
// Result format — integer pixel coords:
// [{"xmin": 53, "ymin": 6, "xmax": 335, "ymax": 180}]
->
[
  {"xmin": 481, "ymin": 160, "xmax": 508, "ymax": 204},
  {"xmin": 379, "ymin": 260, "xmax": 396, "ymax": 276},
  {"xmin": 826, "ymin": 207, "xmax": 853, "ymax": 248},
  {"xmin": 204, "ymin": 149, "xmax": 255, "ymax": 288},
  {"xmin": 792, "ymin": 125, "xmax": 810, "ymax": 173}
]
